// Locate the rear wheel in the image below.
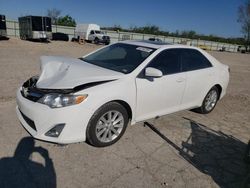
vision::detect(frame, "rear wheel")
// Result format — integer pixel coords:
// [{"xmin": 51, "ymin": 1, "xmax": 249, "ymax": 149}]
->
[
  {"xmin": 195, "ymin": 86, "xmax": 219, "ymax": 114},
  {"xmin": 86, "ymin": 102, "xmax": 129, "ymax": 147}
]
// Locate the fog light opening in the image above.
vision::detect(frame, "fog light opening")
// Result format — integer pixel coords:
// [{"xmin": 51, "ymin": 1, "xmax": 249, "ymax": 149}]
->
[{"xmin": 45, "ymin": 123, "xmax": 65, "ymax": 137}]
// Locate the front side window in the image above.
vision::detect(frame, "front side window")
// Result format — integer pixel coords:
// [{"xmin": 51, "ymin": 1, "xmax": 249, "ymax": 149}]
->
[
  {"xmin": 147, "ymin": 49, "xmax": 181, "ymax": 75},
  {"xmin": 90, "ymin": 30, "xmax": 94, "ymax": 34},
  {"xmin": 181, "ymin": 49, "xmax": 212, "ymax": 71},
  {"xmin": 81, "ymin": 43, "xmax": 155, "ymax": 74}
]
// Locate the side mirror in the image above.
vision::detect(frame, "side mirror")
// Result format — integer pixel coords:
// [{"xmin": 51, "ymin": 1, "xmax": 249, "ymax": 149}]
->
[{"xmin": 145, "ymin": 67, "xmax": 163, "ymax": 78}]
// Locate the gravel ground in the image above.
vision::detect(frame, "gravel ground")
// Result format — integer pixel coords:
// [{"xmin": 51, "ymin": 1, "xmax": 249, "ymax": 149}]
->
[{"xmin": 0, "ymin": 38, "xmax": 249, "ymax": 188}]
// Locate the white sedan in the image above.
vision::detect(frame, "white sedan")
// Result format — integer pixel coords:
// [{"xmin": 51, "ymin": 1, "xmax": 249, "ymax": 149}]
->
[{"xmin": 16, "ymin": 40, "xmax": 229, "ymax": 147}]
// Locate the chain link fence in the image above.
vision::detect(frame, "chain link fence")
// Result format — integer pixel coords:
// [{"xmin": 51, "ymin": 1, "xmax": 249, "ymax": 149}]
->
[{"xmin": 5, "ymin": 20, "xmax": 239, "ymax": 52}]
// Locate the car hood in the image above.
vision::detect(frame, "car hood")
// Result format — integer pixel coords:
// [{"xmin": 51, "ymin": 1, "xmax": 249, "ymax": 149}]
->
[
  {"xmin": 96, "ymin": 34, "xmax": 108, "ymax": 37},
  {"xmin": 36, "ymin": 56, "xmax": 124, "ymax": 89}
]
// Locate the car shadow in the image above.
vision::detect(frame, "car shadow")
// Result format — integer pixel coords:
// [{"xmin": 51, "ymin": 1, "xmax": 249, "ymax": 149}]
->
[
  {"xmin": 144, "ymin": 119, "xmax": 250, "ymax": 188},
  {"xmin": 21, "ymin": 39, "xmax": 50, "ymax": 43},
  {"xmin": 0, "ymin": 36, "xmax": 9, "ymax": 40},
  {"xmin": 0, "ymin": 137, "xmax": 56, "ymax": 188}
]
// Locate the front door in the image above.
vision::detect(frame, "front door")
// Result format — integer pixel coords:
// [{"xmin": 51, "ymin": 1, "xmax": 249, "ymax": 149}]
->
[{"xmin": 135, "ymin": 49, "xmax": 186, "ymax": 122}]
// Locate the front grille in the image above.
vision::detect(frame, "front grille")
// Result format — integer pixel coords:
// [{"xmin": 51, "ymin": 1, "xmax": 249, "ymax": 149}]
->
[
  {"xmin": 19, "ymin": 110, "xmax": 37, "ymax": 131},
  {"xmin": 102, "ymin": 36, "xmax": 110, "ymax": 40}
]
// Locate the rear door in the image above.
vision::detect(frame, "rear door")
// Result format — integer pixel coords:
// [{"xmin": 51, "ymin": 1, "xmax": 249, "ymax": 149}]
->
[
  {"xmin": 135, "ymin": 49, "xmax": 187, "ymax": 122},
  {"xmin": 180, "ymin": 49, "xmax": 214, "ymax": 109},
  {"xmin": 31, "ymin": 16, "xmax": 43, "ymax": 31},
  {"xmin": 43, "ymin": 17, "xmax": 52, "ymax": 32}
]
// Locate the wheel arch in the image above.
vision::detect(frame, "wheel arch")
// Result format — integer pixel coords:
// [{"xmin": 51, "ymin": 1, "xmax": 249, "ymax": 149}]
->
[
  {"xmin": 198, "ymin": 83, "xmax": 223, "ymax": 108},
  {"xmin": 90, "ymin": 99, "xmax": 134, "ymax": 124},
  {"xmin": 111, "ymin": 100, "xmax": 133, "ymax": 121},
  {"xmin": 213, "ymin": 84, "xmax": 222, "ymax": 99}
]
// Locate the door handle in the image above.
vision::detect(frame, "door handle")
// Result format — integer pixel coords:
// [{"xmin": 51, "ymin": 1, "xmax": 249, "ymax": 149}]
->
[{"xmin": 176, "ymin": 77, "xmax": 185, "ymax": 83}]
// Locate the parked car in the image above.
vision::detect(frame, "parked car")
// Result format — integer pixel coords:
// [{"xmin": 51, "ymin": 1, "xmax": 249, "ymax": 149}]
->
[
  {"xmin": 16, "ymin": 40, "xmax": 230, "ymax": 147},
  {"xmin": 237, "ymin": 45, "xmax": 248, "ymax": 53},
  {"xmin": 52, "ymin": 32, "xmax": 69, "ymax": 41},
  {"xmin": 148, "ymin": 38, "xmax": 162, "ymax": 42},
  {"xmin": 75, "ymin": 24, "xmax": 110, "ymax": 45}
]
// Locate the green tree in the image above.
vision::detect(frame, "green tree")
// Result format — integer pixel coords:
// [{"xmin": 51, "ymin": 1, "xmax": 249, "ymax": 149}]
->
[
  {"xmin": 238, "ymin": 0, "xmax": 250, "ymax": 50},
  {"xmin": 57, "ymin": 15, "xmax": 76, "ymax": 27}
]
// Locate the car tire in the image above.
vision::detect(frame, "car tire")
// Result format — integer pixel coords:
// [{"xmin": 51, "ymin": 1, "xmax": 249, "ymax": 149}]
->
[
  {"xmin": 86, "ymin": 102, "xmax": 129, "ymax": 147},
  {"xmin": 194, "ymin": 86, "xmax": 219, "ymax": 114},
  {"xmin": 94, "ymin": 37, "xmax": 99, "ymax": 44},
  {"xmin": 244, "ymin": 140, "xmax": 250, "ymax": 163}
]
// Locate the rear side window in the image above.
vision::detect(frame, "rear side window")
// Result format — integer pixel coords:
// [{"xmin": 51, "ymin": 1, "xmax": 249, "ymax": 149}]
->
[
  {"xmin": 181, "ymin": 49, "xmax": 212, "ymax": 71},
  {"xmin": 148, "ymin": 49, "xmax": 181, "ymax": 75}
]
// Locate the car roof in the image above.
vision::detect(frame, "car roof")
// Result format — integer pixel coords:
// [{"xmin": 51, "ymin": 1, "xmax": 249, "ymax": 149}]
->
[{"xmin": 119, "ymin": 40, "xmax": 200, "ymax": 50}]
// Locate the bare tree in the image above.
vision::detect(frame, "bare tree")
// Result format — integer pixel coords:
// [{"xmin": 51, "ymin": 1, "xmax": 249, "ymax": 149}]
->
[
  {"xmin": 47, "ymin": 8, "xmax": 61, "ymax": 25},
  {"xmin": 238, "ymin": 0, "xmax": 250, "ymax": 50}
]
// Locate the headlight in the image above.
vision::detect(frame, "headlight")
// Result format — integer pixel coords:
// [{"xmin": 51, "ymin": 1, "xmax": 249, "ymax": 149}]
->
[{"xmin": 38, "ymin": 93, "xmax": 88, "ymax": 108}]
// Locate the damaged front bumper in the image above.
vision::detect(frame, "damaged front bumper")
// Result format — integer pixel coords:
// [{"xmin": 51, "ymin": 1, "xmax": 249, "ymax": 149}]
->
[{"xmin": 16, "ymin": 77, "xmax": 94, "ymax": 144}]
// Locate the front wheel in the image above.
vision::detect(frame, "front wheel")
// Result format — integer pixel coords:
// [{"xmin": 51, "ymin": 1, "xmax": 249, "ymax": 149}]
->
[
  {"xmin": 195, "ymin": 86, "xmax": 219, "ymax": 114},
  {"xmin": 94, "ymin": 37, "xmax": 99, "ymax": 44},
  {"xmin": 86, "ymin": 102, "xmax": 129, "ymax": 147}
]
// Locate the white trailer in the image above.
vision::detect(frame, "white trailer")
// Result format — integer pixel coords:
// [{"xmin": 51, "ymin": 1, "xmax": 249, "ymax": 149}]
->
[
  {"xmin": 18, "ymin": 16, "xmax": 52, "ymax": 40},
  {"xmin": 75, "ymin": 24, "xmax": 110, "ymax": 45}
]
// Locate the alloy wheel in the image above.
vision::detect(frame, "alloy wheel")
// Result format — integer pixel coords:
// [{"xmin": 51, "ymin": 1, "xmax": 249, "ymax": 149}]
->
[
  {"xmin": 204, "ymin": 90, "xmax": 218, "ymax": 111},
  {"xmin": 95, "ymin": 110, "xmax": 124, "ymax": 143}
]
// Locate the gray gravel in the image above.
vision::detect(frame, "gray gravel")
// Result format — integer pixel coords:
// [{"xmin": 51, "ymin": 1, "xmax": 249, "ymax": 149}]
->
[{"xmin": 0, "ymin": 38, "xmax": 249, "ymax": 188}]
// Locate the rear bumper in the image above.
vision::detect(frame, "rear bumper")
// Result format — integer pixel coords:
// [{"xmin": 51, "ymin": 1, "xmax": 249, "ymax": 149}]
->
[
  {"xmin": 16, "ymin": 88, "xmax": 93, "ymax": 144},
  {"xmin": 32, "ymin": 31, "xmax": 52, "ymax": 39}
]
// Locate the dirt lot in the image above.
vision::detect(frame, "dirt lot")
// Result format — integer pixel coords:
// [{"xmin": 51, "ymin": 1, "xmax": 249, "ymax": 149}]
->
[{"xmin": 0, "ymin": 38, "xmax": 249, "ymax": 188}]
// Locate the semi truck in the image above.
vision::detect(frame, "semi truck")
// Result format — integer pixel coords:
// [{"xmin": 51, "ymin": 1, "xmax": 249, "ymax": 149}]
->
[
  {"xmin": 75, "ymin": 24, "xmax": 110, "ymax": 45},
  {"xmin": 0, "ymin": 15, "xmax": 7, "ymax": 37},
  {"xmin": 18, "ymin": 16, "xmax": 52, "ymax": 40}
]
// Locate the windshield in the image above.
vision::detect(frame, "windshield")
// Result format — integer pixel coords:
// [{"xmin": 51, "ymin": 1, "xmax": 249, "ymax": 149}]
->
[
  {"xmin": 81, "ymin": 43, "xmax": 155, "ymax": 74},
  {"xmin": 95, "ymin": 30, "xmax": 103, "ymax": 34}
]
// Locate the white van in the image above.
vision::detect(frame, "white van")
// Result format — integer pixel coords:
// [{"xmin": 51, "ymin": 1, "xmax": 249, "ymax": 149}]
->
[{"xmin": 75, "ymin": 24, "xmax": 110, "ymax": 45}]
